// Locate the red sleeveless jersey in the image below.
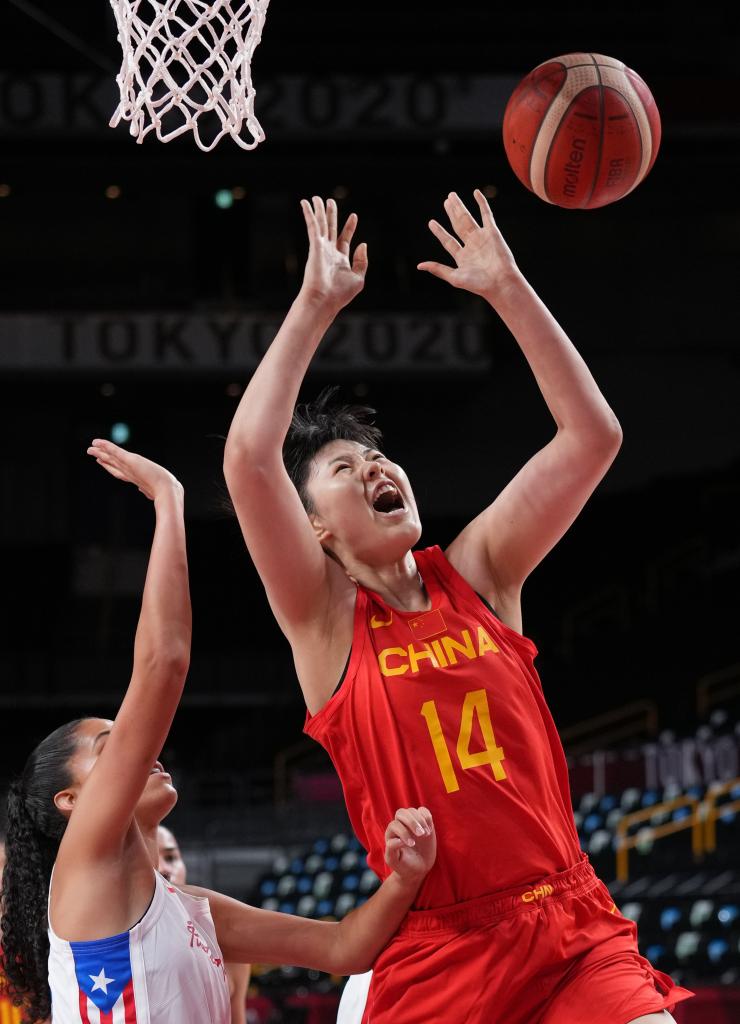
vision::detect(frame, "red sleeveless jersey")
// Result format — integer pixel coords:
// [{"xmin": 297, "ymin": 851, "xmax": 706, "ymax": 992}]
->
[{"xmin": 305, "ymin": 546, "xmax": 581, "ymax": 909}]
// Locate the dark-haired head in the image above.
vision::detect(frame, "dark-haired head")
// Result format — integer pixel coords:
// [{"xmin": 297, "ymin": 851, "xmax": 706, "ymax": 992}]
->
[
  {"xmin": 1, "ymin": 720, "xmax": 83, "ymax": 1022},
  {"xmin": 283, "ymin": 387, "xmax": 422, "ymax": 567},
  {"xmin": 284, "ymin": 386, "xmax": 384, "ymax": 513}
]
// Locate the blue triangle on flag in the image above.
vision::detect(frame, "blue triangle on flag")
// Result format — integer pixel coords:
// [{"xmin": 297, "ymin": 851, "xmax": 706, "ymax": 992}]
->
[{"xmin": 71, "ymin": 929, "xmax": 133, "ymax": 1013}]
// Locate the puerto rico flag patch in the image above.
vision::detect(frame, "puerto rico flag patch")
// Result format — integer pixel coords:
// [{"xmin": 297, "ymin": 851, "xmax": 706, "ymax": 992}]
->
[{"xmin": 70, "ymin": 930, "xmax": 138, "ymax": 1023}]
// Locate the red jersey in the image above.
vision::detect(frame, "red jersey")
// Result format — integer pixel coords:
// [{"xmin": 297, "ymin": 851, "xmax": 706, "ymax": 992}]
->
[{"xmin": 305, "ymin": 545, "xmax": 582, "ymax": 909}]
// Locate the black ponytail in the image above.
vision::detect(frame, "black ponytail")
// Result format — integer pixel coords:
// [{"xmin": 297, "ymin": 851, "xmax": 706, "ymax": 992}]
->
[{"xmin": 1, "ymin": 720, "xmax": 83, "ymax": 1023}]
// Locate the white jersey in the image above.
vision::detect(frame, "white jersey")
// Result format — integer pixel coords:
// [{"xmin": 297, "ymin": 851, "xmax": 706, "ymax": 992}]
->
[
  {"xmin": 337, "ymin": 971, "xmax": 372, "ymax": 1024},
  {"xmin": 48, "ymin": 869, "xmax": 230, "ymax": 1024}
]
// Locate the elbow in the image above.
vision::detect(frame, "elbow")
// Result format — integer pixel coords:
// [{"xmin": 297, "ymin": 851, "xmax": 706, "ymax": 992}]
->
[
  {"xmin": 595, "ymin": 412, "xmax": 623, "ymax": 456},
  {"xmin": 139, "ymin": 644, "xmax": 190, "ymax": 687},
  {"xmin": 572, "ymin": 411, "xmax": 623, "ymax": 457},
  {"xmin": 332, "ymin": 953, "xmax": 374, "ymax": 977},
  {"xmin": 223, "ymin": 439, "xmax": 272, "ymax": 487},
  {"xmin": 601, "ymin": 412, "xmax": 623, "ymax": 455}
]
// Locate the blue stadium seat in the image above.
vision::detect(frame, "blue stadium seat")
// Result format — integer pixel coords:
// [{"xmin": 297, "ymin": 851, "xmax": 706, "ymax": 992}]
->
[
  {"xmin": 341, "ymin": 850, "xmax": 360, "ymax": 871},
  {"xmin": 312, "ymin": 838, "xmax": 330, "ymax": 856},
  {"xmin": 359, "ymin": 868, "xmax": 380, "ymax": 894},
  {"xmin": 717, "ymin": 904, "xmax": 739, "ymax": 927},
  {"xmin": 316, "ymin": 898, "xmax": 333, "ymax": 917},
  {"xmin": 260, "ymin": 879, "xmax": 277, "ymax": 898},
  {"xmin": 689, "ymin": 900, "xmax": 714, "ymax": 928},
  {"xmin": 342, "ymin": 874, "xmax": 360, "ymax": 892},
  {"xmin": 620, "ymin": 788, "xmax": 641, "ymax": 812},
  {"xmin": 296, "ymin": 875, "xmax": 313, "ymax": 895},
  {"xmin": 588, "ymin": 829, "xmax": 611, "ymax": 856},
  {"xmin": 334, "ymin": 893, "xmax": 357, "ymax": 917},
  {"xmin": 641, "ymin": 789, "xmax": 659, "ymax": 808},
  {"xmin": 312, "ymin": 871, "xmax": 334, "ymax": 899},
  {"xmin": 296, "ymin": 895, "xmax": 316, "ymax": 917},
  {"xmin": 583, "ymin": 812, "xmax": 603, "ymax": 835},
  {"xmin": 644, "ymin": 943, "xmax": 669, "ymax": 970},
  {"xmin": 674, "ymin": 931, "xmax": 701, "ymax": 963},
  {"xmin": 659, "ymin": 906, "xmax": 682, "ymax": 933},
  {"xmin": 272, "ymin": 854, "xmax": 290, "ymax": 874},
  {"xmin": 579, "ymin": 793, "xmax": 599, "ymax": 814},
  {"xmin": 279, "ymin": 901, "xmax": 296, "ymax": 915},
  {"xmin": 304, "ymin": 853, "xmax": 324, "ymax": 874},
  {"xmin": 606, "ymin": 808, "xmax": 623, "ymax": 829},
  {"xmin": 707, "ymin": 938, "xmax": 731, "ymax": 966},
  {"xmin": 331, "ymin": 834, "xmax": 350, "ymax": 853},
  {"xmin": 620, "ymin": 902, "xmax": 643, "ymax": 924},
  {"xmin": 277, "ymin": 875, "xmax": 296, "ymax": 897}
]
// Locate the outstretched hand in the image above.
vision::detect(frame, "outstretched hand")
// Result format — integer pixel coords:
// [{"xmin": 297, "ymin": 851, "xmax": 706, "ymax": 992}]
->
[
  {"xmin": 299, "ymin": 196, "xmax": 368, "ymax": 314},
  {"xmin": 418, "ymin": 189, "xmax": 520, "ymax": 302},
  {"xmin": 384, "ymin": 807, "xmax": 436, "ymax": 886},
  {"xmin": 87, "ymin": 440, "xmax": 182, "ymax": 502}
]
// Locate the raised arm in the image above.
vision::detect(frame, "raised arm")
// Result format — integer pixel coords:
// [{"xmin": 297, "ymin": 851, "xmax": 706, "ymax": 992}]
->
[
  {"xmin": 190, "ymin": 808, "xmax": 435, "ymax": 975},
  {"xmin": 56, "ymin": 442, "xmax": 189, "ymax": 865},
  {"xmin": 419, "ymin": 191, "xmax": 622, "ymax": 630},
  {"xmin": 223, "ymin": 198, "xmax": 367, "ymax": 639}
]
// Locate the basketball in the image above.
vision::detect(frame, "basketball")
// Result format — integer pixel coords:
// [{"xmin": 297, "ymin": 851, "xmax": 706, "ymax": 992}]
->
[{"xmin": 502, "ymin": 53, "xmax": 661, "ymax": 209}]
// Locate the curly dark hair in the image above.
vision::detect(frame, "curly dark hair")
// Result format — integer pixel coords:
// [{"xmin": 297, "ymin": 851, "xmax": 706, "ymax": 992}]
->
[
  {"xmin": 284, "ymin": 386, "xmax": 383, "ymax": 513},
  {"xmin": 1, "ymin": 720, "xmax": 83, "ymax": 1024}
]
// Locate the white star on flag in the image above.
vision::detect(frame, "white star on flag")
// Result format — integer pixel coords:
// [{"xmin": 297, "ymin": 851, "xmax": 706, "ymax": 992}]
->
[{"xmin": 89, "ymin": 968, "xmax": 115, "ymax": 994}]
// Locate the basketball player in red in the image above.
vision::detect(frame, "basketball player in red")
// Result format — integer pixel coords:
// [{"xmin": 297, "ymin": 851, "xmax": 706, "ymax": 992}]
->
[{"xmin": 223, "ymin": 194, "xmax": 693, "ymax": 1022}]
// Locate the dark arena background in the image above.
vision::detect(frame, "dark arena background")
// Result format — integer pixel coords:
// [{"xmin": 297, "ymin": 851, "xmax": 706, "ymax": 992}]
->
[{"xmin": 1, "ymin": 1, "xmax": 739, "ymax": 1021}]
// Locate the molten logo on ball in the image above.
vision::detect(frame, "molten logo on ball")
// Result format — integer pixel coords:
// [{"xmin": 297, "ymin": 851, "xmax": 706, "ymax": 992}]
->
[{"xmin": 503, "ymin": 53, "xmax": 661, "ymax": 209}]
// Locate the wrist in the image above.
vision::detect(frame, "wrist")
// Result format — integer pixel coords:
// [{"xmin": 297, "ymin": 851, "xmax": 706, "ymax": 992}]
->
[
  {"xmin": 153, "ymin": 478, "xmax": 184, "ymax": 506},
  {"xmin": 482, "ymin": 267, "xmax": 527, "ymax": 310},
  {"xmin": 294, "ymin": 287, "xmax": 342, "ymax": 324},
  {"xmin": 388, "ymin": 869, "xmax": 423, "ymax": 899}
]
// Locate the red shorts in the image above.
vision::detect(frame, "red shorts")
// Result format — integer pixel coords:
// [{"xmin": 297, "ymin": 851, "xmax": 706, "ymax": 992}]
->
[{"xmin": 363, "ymin": 859, "xmax": 693, "ymax": 1024}]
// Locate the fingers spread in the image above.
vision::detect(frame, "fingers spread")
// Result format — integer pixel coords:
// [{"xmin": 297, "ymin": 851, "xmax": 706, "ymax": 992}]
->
[
  {"xmin": 300, "ymin": 198, "xmax": 317, "ymax": 239},
  {"xmin": 417, "ymin": 261, "xmax": 456, "ymax": 284},
  {"xmin": 312, "ymin": 195, "xmax": 328, "ymax": 236},
  {"xmin": 337, "ymin": 211, "xmax": 358, "ymax": 254},
  {"xmin": 326, "ymin": 198, "xmax": 338, "ymax": 242},
  {"xmin": 444, "ymin": 191, "xmax": 480, "ymax": 237},
  {"xmin": 428, "ymin": 218, "xmax": 462, "ymax": 257},
  {"xmin": 352, "ymin": 241, "xmax": 369, "ymax": 277},
  {"xmin": 473, "ymin": 188, "xmax": 495, "ymax": 226}
]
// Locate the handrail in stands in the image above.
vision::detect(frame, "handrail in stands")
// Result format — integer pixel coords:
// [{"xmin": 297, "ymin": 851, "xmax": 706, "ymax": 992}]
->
[
  {"xmin": 703, "ymin": 775, "xmax": 740, "ymax": 852},
  {"xmin": 615, "ymin": 794, "xmax": 703, "ymax": 882},
  {"xmin": 561, "ymin": 699, "xmax": 659, "ymax": 757},
  {"xmin": 696, "ymin": 662, "xmax": 740, "ymax": 717}
]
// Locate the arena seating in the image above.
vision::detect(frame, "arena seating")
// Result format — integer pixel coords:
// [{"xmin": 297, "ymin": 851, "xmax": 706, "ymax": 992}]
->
[{"xmin": 246, "ymin": 713, "xmax": 740, "ymax": 1013}]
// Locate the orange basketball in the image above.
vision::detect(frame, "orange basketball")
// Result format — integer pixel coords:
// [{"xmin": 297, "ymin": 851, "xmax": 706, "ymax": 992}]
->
[{"xmin": 502, "ymin": 53, "xmax": 661, "ymax": 209}]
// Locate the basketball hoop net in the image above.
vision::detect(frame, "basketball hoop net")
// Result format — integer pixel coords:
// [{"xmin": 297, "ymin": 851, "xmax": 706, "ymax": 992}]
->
[{"xmin": 108, "ymin": 0, "xmax": 271, "ymax": 151}]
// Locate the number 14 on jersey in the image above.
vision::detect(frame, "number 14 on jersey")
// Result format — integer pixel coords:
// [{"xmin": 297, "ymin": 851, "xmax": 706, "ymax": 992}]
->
[{"xmin": 421, "ymin": 689, "xmax": 507, "ymax": 794}]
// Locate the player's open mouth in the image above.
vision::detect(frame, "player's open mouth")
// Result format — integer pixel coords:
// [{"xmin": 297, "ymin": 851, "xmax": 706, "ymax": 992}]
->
[{"xmin": 371, "ymin": 481, "xmax": 406, "ymax": 515}]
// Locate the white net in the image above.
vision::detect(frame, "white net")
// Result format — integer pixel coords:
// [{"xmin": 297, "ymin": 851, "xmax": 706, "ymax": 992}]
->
[{"xmin": 109, "ymin": 0, "xmax": 271, "ymax": 152}]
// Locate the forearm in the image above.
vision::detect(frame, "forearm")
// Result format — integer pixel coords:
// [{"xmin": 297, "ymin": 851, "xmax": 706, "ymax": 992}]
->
[
  {"xmin": 486, "ymin": 272, "xmax": 621, "ymax": 440},
  {"xmin": 134, "ymin": 485, "xmax": 191, "ymax": 673},
  {"xmin": 225, "ymin": 291, "xmax": 336, "ymax": 461},
  {"xmin": 330, "ymin": 872, "xmax": 418, "ymax": 974}
]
